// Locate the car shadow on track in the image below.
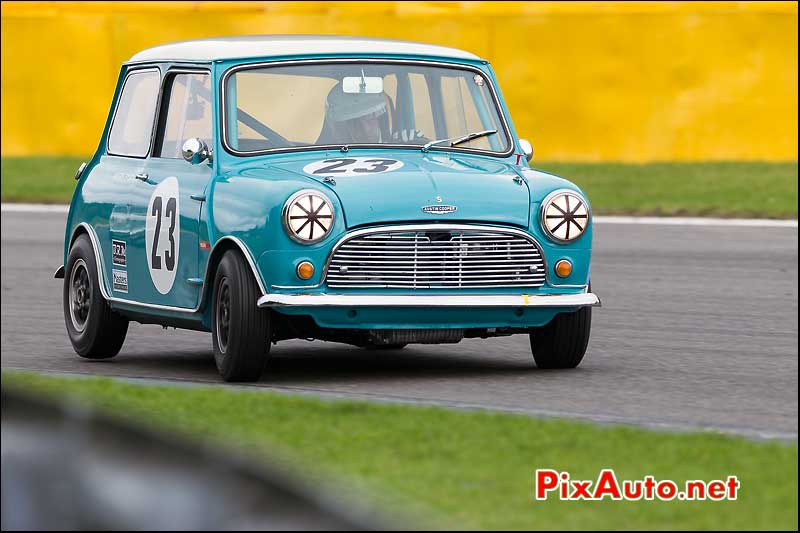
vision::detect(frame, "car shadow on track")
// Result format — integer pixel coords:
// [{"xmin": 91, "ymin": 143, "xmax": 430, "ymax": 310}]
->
[
  {"xmin": 95, "ymin": 338, "xmax": 548, "ymax": 384},
  {"xmin": 265, "ymin": 347, "xmax": 539, "ymax": 384}
]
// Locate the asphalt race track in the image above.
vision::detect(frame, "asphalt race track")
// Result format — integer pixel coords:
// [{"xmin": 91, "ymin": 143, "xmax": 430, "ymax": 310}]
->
[{"xmin": 2, "ymin": 209, "xmax": 797, "ymax": 439}]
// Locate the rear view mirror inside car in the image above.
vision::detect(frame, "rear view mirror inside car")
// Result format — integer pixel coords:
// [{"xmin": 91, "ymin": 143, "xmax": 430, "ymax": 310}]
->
[{"xmin": 342, "ymin": 75, "xmax": 383, "ymax": 94}]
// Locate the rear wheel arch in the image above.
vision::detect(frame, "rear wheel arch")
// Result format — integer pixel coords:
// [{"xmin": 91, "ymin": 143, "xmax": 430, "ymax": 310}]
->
[
  {"xmin": 68, "ymin": 224, "xmax": 89, "ymax": 250},
  {"xmin": 56, "ymin": 224, "xmax": 92, "ymax": 279},
  {"xmin": 66, "ymin": 224, "xmax": 90, "ymax": 270},
  {"xmin": 67, "ymin": 223, "xmax": 110, "ymax": 299}
]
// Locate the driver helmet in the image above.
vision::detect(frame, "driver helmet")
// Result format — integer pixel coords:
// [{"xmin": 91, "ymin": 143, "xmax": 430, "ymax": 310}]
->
[{"xmin": 325, "ymin": 83, "xmax": 387, "ymax": 143}]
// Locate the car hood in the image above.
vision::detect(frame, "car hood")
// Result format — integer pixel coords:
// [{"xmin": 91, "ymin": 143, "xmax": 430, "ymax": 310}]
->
[{"xmin": 267, "ymin": 152, "xmax": 531, "ymax": 229}]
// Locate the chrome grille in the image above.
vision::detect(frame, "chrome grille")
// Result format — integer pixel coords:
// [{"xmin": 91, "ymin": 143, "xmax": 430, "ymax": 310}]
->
[{"xmin": 326, "ymin": 227, "xmax": 546, "ymax": 289}]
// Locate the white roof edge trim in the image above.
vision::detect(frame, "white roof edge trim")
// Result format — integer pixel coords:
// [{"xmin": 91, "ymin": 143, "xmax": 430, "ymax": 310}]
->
[{"xmin": 128, "ymin": 35, "xmax": 483, "ymax": 63}]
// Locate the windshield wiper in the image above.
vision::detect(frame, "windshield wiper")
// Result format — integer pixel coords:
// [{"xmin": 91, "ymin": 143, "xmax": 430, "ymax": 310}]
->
[{"xmin": 421, "ymin": 129, "xmax": 497, "ymax": 153}]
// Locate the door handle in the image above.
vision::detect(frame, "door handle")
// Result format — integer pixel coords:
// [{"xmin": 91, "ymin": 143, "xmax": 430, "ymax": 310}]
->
[{"xmin": 134, "ymin": 173, "xmax": 148, "ymax": 182}]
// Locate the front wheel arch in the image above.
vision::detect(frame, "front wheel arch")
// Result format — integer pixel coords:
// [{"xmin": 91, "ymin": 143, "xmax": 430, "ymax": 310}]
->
[{"xmin": 200, "ymin": 237, "xmax": 267, "ymax": 328}]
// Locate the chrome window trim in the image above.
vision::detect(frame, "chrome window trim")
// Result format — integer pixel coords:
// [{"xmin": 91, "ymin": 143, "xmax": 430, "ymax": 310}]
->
[
  {"xmin": 152, "ymin": 67, "xmax": 213, "ymax": 159},
  {"xmin": 71, "ymin": 223, "xmax": 266, "ymax": 314},
  {"xmin": 106, "ymin": 67, "xmax": 162, "ymax": 159},
  {"xmin": 219, "ymin": 58, "xmax": 515, "ymax": 159},
  {"xmin": 270, "ymin": 223, "xmax": 587, "ymax": 291},
  {"xmin": 539, "ymin": 188, "xmax": 592, "ymax": 245}
]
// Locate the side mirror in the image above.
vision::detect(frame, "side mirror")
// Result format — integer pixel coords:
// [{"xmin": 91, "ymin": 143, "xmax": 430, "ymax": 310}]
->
[
  {"xmin": 182, "ymin": 138, "xmax": 212, "ymax": 165},
  {"xmin": 519, "ymin": 139, "xmax": 533, "ymax": 162}
]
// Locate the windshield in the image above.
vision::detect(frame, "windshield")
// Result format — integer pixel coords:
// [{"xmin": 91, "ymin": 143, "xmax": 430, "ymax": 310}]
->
[{"xmin": 223, "ymin": 61, "xmax": 511, "ymax": 155}]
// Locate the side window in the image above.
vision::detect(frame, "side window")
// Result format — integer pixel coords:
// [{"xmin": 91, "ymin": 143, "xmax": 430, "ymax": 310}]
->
[
  {"xmin": 156, "ymin": 72, "xmax": 212, "ymax": 158},
  {"xmin": 439, "ymin": 74, "xmax": 505, "ymax": 151},
  {"xmin": 107, "ymin": 69, "xmax": 160, "ymax": 157}
]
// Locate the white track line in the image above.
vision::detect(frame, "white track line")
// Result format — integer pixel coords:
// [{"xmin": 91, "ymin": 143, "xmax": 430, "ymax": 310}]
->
[
  {"xmin": 1, "ymin": 203, "xmax": 69, "ymax": 213},
  {"xmin": 1, "ymin": 203, "xmax": 797, "ymax": 227},
  {"xmin": 595, "ymin": 215, "xmax": 797, "ymax": 228}
]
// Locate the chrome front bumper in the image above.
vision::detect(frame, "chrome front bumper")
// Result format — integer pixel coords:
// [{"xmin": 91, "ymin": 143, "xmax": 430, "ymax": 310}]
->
[{"xmin": 257, "ymin": 292, "xmax": 600, "ymax": 308}]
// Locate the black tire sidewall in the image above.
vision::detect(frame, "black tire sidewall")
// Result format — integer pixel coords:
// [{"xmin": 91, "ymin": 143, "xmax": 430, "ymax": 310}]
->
[
  {"xmin": 211, "ymin": 251, "xmax": 270, "ymax": 381},
  {"xmin": 63, "ymin": 234, "xmax": 109, "ymax": 356},
  {"xmin": 212, "ymin": 254, "xmax": 235, "ymax": 375},
  {"xmin": 530, "ymin": 306, "xmax": 592, "ymax": 369}
]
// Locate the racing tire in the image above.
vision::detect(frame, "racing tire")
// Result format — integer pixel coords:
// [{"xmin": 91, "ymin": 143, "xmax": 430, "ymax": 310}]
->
[
  {"xmin": 211, "ymin": 250, "xmax": 271, "ymax": 382},
  {"xmin": 63, "ymin": 234, "xmax": 129, "ymax": 359},
  {"xmin": 529, "ymin": 306, "xmax": 591, "ymax": 369}
]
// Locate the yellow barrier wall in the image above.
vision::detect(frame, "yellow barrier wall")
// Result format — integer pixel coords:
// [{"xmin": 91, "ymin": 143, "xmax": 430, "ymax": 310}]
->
[{"xmin": 1, "ymin": 1, "xmax": 797, "ymax": 161}]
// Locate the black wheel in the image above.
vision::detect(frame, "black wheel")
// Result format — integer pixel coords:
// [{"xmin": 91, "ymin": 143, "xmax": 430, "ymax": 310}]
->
[
  {"xmin": 529, "ymin": 306, "xmax": 592, "ymax": 369},
  {"xmin": 211, "ymin": 250, "xmax": 271, "ymax": 382},
  {"xmin": 364, "ymin": 344, "xmax": 408, "ymax": 350},
  {"xmin": 63, "ymin": 234, "xmax": 128, "ymax": 359}
]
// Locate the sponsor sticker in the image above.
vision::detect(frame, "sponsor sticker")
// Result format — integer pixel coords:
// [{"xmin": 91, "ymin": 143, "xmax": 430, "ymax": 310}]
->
[
  {"xmin": 112, "ymin": 239, "xmax": 127, "ymax": 267},
  {"xmin": 112, "ymin": 269, "xmax": 128, "ymax": 293}
]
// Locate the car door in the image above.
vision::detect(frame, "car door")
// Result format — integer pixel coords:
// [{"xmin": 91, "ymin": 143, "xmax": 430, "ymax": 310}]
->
[
  {"xmin": 96, "ymin": 67, "xmax": 161, "ymax": 303},
  {"xmin": 128, "ymin": 69, "xmax": 213, "ymax": 309}
]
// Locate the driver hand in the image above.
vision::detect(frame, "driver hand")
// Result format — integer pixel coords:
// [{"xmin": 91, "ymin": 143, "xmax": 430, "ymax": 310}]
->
[{"xmin": 392, "ymin": 128, "xmax": 430, "ymax": 144}]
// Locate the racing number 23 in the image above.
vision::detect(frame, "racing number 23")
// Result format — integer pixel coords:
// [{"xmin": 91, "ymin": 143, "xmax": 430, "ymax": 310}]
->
[
  {"xmin": 303, "ymin": 157, "xmax": 404, "ymax": 177},
  {"xmin": 145, "ymin": 176, "xmax": 181, "ymax": 295},
  {"xmin": 150, "ymin": 196, "xmax": 176, "ymax": 271},
  {"xmin": 313, "ymin": 158, "xmax": 398, "ymax": 174}
]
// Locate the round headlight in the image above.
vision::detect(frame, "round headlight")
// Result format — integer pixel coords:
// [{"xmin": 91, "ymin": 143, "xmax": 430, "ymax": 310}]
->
[
  {"xmin": 282, "ymin": 190, "xmax": 334, "ymax": 244},
  {"xmin": 540, "ymin": 189, "xmax": 590, "ymax": 243}
]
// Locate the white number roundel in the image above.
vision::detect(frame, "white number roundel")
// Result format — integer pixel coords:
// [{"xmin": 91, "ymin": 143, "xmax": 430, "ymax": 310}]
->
[
  {"xmin": 145, "ymin": 177, "xmax": 180, "ymax": 294},
  {"xmin": 303, "ymin": 157, "xmax": 403, "ymax": 177}
]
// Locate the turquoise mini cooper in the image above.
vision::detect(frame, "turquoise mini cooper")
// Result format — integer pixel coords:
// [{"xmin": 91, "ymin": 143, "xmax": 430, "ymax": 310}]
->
[{"xmin": 58, "ymin": 36, "xmax": 600, "ymax": 382}]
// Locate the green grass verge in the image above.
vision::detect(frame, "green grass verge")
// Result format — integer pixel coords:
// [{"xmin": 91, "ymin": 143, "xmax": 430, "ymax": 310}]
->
[
  {"xmin": 3, "ymin": 371, "xmax": 796, "ymax": 530},
  {"xmin": 1, "ymin": 156, "xmax": 86, "ymax": 204},
  {"xmin": 536, "ymin": 161, "xmax": 798, "ymax": 219},
  {"xmin": 1, "ymin": 157, "xmax": 797, "ymax": 218}
]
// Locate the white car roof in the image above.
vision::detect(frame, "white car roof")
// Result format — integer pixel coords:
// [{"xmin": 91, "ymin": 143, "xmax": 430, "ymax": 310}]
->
[{"xmin": 128, "ymin": 35, "xmax": 483, "ymax": 63}]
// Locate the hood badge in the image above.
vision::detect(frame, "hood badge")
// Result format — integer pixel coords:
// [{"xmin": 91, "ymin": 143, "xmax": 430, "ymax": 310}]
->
[{"xmin": 422, "ymin": 204, "xmax": 458, "ymax": 215}]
